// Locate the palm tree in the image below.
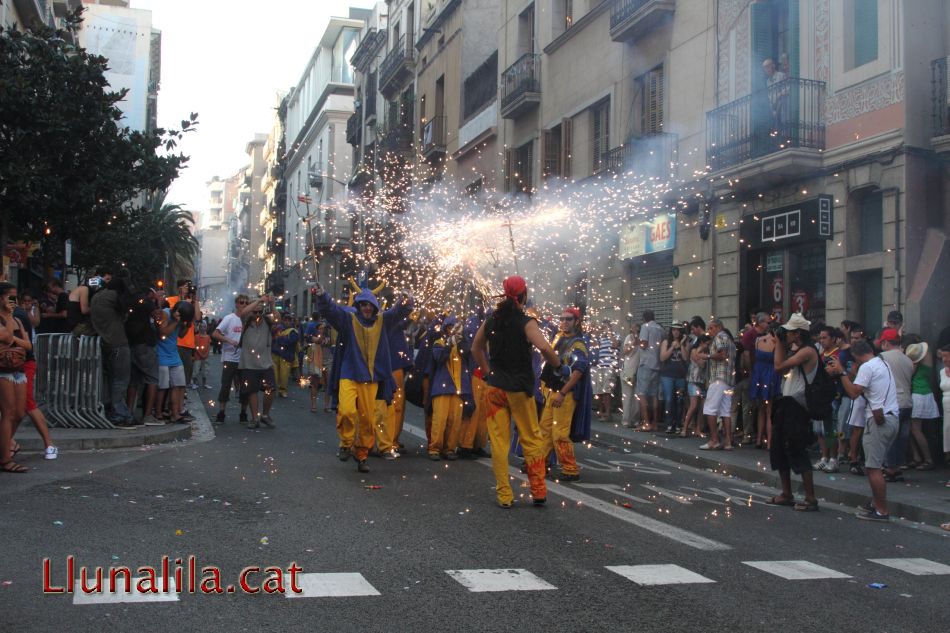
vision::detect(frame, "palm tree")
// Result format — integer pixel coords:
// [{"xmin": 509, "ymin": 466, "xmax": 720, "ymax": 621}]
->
[{"xmin": 140, "ymin": 191, "xmax": 199, "ymax": 284}]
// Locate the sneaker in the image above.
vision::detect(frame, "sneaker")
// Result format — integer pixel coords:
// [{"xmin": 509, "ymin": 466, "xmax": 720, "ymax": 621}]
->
[
  {"xmin": 473, "ymin": 448, "xmax": 490, "ymax": 458},
  {"xmin": 259, "ymin": 415, "xmax": 275, "ymax": 428},
  {"xmin": 179, "ymin": 409, "xmax": 192, "ymax": 418},
  {"xmin": 428, "ymin": 452, "xmax": 441, "ymax": 461},
  {"xmin": 457, "ymin": 448, "xmax": 478, "ymax": 460},
  {"xmin": 813, "ymin": 458, "xmax": 828, "ymax": 471},
  {"xmin": 338, "ymin": 447, "xmax": 352, "ymax": 461},
  {"xmin": 143, "ymin": 415, "xmax": 166, "ymax": 426},
  {"xmin": 532, "ymin": 497, "xmax": 546, "ymax": 506},
  {"xmin": 214, "ymin": 411, "xmax": 225, "ymax": 424},
  {"xmin": 203, "ymin": 384, "xmax": 213, "ymax": 390},
  {"xmin": 383, "ymin": 449, "xmax": 399, "ymax": 461},
  {"xmin": 824, "ymin": 458, "xmax": 839, "ymax": 473},
  {"xmin": 356, "ymin": 460, "xmax": 369, "ymax": 473},
  {"xmin": 498, "ymin": 500, "xmax": 513, "ymax": 509},
  {"xmin": 855, "ymin": 507, "xmax": 890, "ymax": 522},
  {"xmin": 246, "ymin": 418, "xmax": 260, "ymax": 429},
  {"xmin": 44, "ymin": 446, "xmax": 58, "ymax": 460},
  {"xmin": 559, "ymin": 473, "xmax": 580, "ymax": 482},
  {"xmin": 443, "ymin": 451, "xmax": 458, "ymax": 461},
  {"xmin": 239, "ymin": 412, "xmax": 249, "ymax": 424}
]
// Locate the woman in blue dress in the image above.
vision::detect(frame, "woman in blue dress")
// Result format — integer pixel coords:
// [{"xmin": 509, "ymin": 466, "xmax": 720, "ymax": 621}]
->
[{"xmin": 749, "ymin": 325, "xmax": 782, "ymax": 448}]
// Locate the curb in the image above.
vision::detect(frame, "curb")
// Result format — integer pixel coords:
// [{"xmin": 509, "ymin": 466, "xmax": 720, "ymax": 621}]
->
[
  {"xmin": 591, "ymin": 424, "xmax": 949, "ymax": 527},
  {"xmin": 15, "ymin": 422, "xmax": 192, "ymax": 451}
]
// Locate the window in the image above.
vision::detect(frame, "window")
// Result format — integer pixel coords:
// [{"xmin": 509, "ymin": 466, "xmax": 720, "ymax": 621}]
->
[
  {"xmin": 519, "ymin": 4, "xmax": 535, "ymax": 56},
  {"xmin": 637, "ymin": 65, "xmax": 664, "ymax": 135},
  {"xmin": 554, "ymin": 0, "xmax": 573, "ymax": 34},
  {"xmin": 859, "ymin": 190, "xmax": 883, "ymax": 254},
  {"xmin": 506, "ymin": 141, "xmax": 534, "ymax": 194},
  {"xmin": 849, "ymin": 0, "xmax": 878, "ymax": 69},
  {"xmin": 542, "ymin": 118, "xmax": 572, "ymax": 179},
  {"xmin": 591, "ymin": 99, "xmax": 610, "ymax": 173},
  {"xmin": 463, "ymin": 52, "xmax": 497, "ymax": 119}
]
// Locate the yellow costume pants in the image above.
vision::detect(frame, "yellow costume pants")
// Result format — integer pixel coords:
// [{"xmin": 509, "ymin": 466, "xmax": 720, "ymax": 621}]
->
[
  {"xmin": 337, "ymin": 379, "xmax": 389, "ymax": 460},
  {"xmin": 485, "ymin": 386, "xmax": 547, "ymax": 504},
  {"xmin": 387, "ymin": 368, "xmax": 407, "ymax": 447},
  {"xmin": 272, "ymin": 356, "xmax": 293, "ymax": 396},
  {"xmin": 429, "ymin": 394, "xmax": 462, "ymax": 455},
  {"xmin": 539, "ymin": 389, "xmax": 579, "ymax": 476},
  {"xmin": 459, "ymin": 375, "xmax": 488, "ymax": 450}
]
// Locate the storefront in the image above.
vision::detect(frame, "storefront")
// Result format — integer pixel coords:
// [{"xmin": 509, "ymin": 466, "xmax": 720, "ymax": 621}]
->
[
  {"xmin": 741, "ymin": 195, "xmax": 833, "ymax": 325},
  {"xmin": 619, "ymin": 212, "xmax": 676, "ymax": 325}
]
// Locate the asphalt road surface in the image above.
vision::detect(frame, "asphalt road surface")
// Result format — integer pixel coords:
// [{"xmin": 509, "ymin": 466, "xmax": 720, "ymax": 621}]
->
[{"xmin": 2, "ymin": 372, "xmax": 949, "ymax": 632}]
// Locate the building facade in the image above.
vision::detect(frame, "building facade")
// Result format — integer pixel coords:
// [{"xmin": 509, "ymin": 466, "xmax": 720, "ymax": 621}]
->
[{"xmin": 282, "ymin": 10, "xmax": 366, "ymax": 316}]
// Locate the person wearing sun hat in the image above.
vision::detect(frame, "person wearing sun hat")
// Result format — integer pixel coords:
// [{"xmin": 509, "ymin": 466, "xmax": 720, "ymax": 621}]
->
[
  {"xmin": 877, "ymin": 327, "xmax": 914, "ymax": 481},
  {"xmin": 471, "ymin": 275, "xmax": 565, "ymax": 508},
  {"xmin": 764, "ymin": 312, "xmax": 821, "ymax": 512},
  {"xmin": 905, "ymin": 342, "xmax": 937, "ymax": 470}
]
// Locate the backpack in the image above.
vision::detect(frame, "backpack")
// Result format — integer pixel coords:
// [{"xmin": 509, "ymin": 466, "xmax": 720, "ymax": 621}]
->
[{"xmin": 799, "ymin": 359, "xmax": 836, "ymax": 420}]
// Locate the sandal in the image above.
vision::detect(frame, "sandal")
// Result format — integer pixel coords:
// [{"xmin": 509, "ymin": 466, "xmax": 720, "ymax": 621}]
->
[
  {"xmin": 849, "ymin": 463, "xmax": 865, "ymax": 476},
  {"xmin": 941, "ymin": 522, "xmax": 950, "ymax": 531},
  {"xmin": 1, "ymin": 460, "xmax": 29, "ymax": 474},
  {"xmin": 916, "ymin": 462, "xmax": 934, "ymax": 471},
  {"xmin": 11, "ymin": 442, "xmax": 21, "ymax": 457},
  {"xmin": 766, "ymin": 495, "xmax": 795, "ymax": 506},
  {"xmin": 884, "ymin": 471, "xmax": 904, "ymax": 483},
  {"xmin": 793, "ymin": 499, "xmax": 819, "ymax": 512}
]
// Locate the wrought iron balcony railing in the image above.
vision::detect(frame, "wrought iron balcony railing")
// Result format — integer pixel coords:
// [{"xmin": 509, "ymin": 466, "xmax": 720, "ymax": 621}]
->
[
  {"xmin": 501, "ymin": 53, "xmax": 541, "ymax": 117},
  {"xmin": 706, "ymin": 77, "xmax": 826, "ymax": 172}
]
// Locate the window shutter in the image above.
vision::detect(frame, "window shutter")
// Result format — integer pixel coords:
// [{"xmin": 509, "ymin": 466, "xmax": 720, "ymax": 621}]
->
[
  {"xmin": 750, "ymin": 1, "xmax": 775, "ymax": 93},
  {"xmin": 543, "ymin": 128, "xmax": 561, "ymax": 180},
  {"xmin": 655, "ymin": 66, "xmax": 664, "ymax": 132},
  {"xmin": 504, "ymin": 149, "xmax": 513, "ymax": 193},
  {"xmin": 786, "ymin": 0, "xmax": 799, "ymax": 77},
  {"xmin": 561, "ymin": 117, "xmax": 572, "ymax": 178},
  {"xmin": 592, "ymin": 108, "xmax": 602, "ymax": 173}
]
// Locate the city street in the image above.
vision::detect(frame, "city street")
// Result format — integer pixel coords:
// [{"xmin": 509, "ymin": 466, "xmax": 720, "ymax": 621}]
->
[{"xmin": 2, "ymin": 373, "xmax": 948, "ymax": 633}]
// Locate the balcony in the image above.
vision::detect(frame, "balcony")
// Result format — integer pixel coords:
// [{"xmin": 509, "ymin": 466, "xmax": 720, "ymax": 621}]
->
[
  {"xmin": 379, "ymin": 35, "xmax": 416, "ymax": 98},
  {"xmin": 610, "ymin": 0, "xmax": 675, "ymax": 43},
  {"xmin": 706, "ymin": 78, "xmax": 825, "ymax": 185},
  {"xmin": 380, "ymin": 122, "xmax": 413, "ymax": 155},
  {"xmin": 931, "ymin": 56, "xmax": 950, "ymax": 153},
  {"xmin": 601, "ymin": 133, "xmax": 678, "ymax": 179},
  {"xmin": 501, "ymin": 53, "xmax": 541, "ymax": 119},
  {"xmin": 422, "ymin": 116, "xmax": 447, "ymax": 160},
  {"xmin": 346, "ymin": 110, "xmax": 362, "ymax": 146}
]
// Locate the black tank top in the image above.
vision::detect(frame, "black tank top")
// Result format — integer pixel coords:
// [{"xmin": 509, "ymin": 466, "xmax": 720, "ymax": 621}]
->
[{"xmin": 485, "ymin": 308, "xmax": 535, "ymax": 394}]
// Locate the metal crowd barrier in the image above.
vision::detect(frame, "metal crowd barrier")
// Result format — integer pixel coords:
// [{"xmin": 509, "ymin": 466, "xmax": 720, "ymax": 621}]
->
[{"xmin": 34, "ymin": 334, "xmax": 115, "ymax": 429}]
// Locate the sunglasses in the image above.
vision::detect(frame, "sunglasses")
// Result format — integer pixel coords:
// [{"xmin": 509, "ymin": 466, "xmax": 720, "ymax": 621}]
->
[
  {"xmin": 236, "ymin": 300, "xmax": 248, "ymax": 305},
  {"xmin": 559, "ymin": 316, "xmax": 575, "ymax": 321}
]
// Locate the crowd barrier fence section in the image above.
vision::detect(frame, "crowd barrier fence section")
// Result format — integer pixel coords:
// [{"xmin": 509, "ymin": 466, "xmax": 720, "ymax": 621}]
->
[{"xmin": 34, "ymin": 334, "xmax": 115, "ymax": 429}]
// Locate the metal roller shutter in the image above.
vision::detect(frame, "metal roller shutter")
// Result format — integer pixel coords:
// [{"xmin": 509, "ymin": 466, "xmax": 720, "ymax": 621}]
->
[{"xmin": 628, "ymin": 258, "xmax": 674, "ymax": 327}]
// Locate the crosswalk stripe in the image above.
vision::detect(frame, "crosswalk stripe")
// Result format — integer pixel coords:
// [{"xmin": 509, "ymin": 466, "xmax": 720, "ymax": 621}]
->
[
  {"xmin": 606, "ymin": 564, "xmax": 715, "ymax": 586},
  {"xmin": 446, "ymin": 569, "xmax": 557, "ymax": 592},
  {"xmin": 73, "ymin": 577, "xmax": 179, "ymax": 605},
  {"xmin": 284, "ymin": 573, "xmax": 380, "ymax": 598},
  {"xmin": 868, "ymin": 558, "xmax": 950, "ymax": 576},
  {"xmin": 742, "ymin": 560, "xmax": 851, "ymax": 580}
]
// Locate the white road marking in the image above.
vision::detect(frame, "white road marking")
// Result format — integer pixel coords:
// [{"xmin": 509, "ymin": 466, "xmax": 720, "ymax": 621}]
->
[
  {"xmin": 446, "ymin": 569, "xmax": 557, "ymax": 592},
  {"xmin": 72, "ymin": 578, "xmax": 178, "ymax": 605},
  {"xmin": 401, "ymin": 422, "xmax": 731, "ymax": 552},
  {"xmin": 285, "ymin": 573, "xmax": 380, "ymax": 598},
  {"xmin": 742, "ymin": 560, "xmax": 851, "ymax": 580},
  {"xmin": 868, "ymin": 558, "xmax": 950, "ymax": 576},
  {"xmin": 606, "ymin": 564, "xmax": 715, "ymax": 586}
]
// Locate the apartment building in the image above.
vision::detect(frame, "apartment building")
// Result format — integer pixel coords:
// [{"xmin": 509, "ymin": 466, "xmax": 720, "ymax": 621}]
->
[
  {"xmin": 497, "ymin": 0, "xmax": 712, "ymax": 325},
  {"xmin": 283, "ymin": 10, "xmax": 366, "ymax": 315},
  {"xmin": 261, "ymin": 93, "xmax": 289, "ymax": 298},
  {"xmin": 491, "ymin": 0, "xmax": 949, "ymax": 341}
]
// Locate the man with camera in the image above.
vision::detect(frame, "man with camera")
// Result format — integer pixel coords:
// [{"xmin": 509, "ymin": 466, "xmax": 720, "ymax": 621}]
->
[
  {"xmin": 827, "ymin": 340, "xmax": 899, "ymax": 522},
  {"xmin": 166, "ymin": 279, "xmax": 201, "ymax": 397}
]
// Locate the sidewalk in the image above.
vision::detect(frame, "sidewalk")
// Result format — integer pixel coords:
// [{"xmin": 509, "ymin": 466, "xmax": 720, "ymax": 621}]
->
[
  {"xmin": 11, "ymin": 390, "xmax": 217, "ymax": 452},
  {"xmin": 590, "ymin": 418, "xmax": 950, "ymax": 527}
]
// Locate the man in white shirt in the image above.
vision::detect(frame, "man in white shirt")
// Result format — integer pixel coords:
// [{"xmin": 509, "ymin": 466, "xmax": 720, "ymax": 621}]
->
[
  {"xmin": 828, "ymin": 340, "xmax": 899, "ymax": 522},
  {"xmin": 877, "ymin": 328, "xmax": 914, "ymax": 479},
  {"xmin": 211, "ymin": 295, "xmax": 250, "ymax": 424},
  {"xmin": 620, "ymin": 322, "xmax": 642, "ymax": 428}
]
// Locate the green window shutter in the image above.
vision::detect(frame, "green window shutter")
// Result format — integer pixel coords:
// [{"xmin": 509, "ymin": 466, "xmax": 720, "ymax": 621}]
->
[
  {"xmin": 751, "ymin": 1, "xmax": 775, "ymax": 93},
  {"xmin": 787, "ymin": 0, "xmax": 800, "ymax": 77},
  {"xmin": 853, "ymin": 0, "xmax": 878, "ymax": 67}
]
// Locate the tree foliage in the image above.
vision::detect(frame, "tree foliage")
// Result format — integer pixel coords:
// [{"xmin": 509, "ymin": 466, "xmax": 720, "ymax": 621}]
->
[
  {"xmin": 0, "ymin": 8, "xmax": 198, "ymax": 250},
  {"xmin": 73, "ymin": 192, "xmax": 199, "ymax": 289}
]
